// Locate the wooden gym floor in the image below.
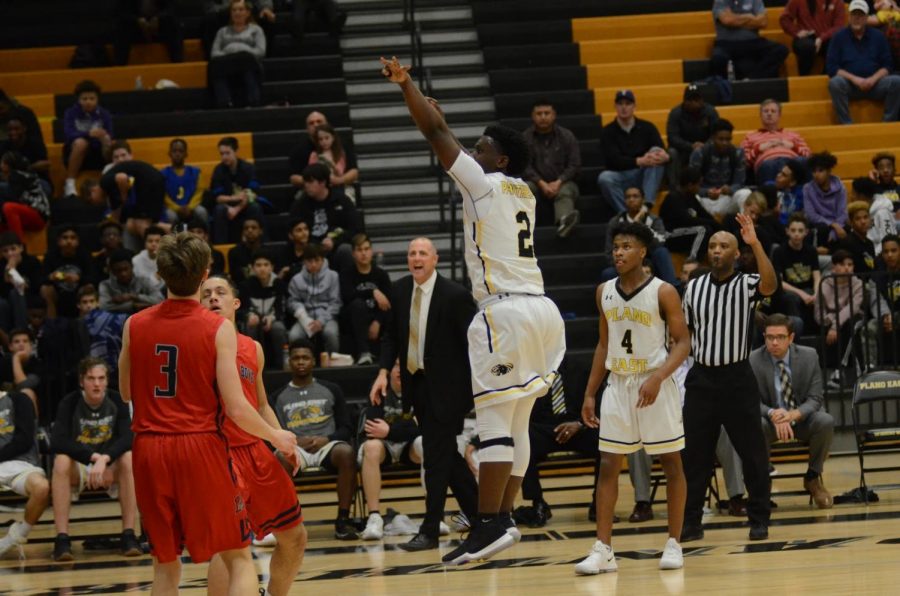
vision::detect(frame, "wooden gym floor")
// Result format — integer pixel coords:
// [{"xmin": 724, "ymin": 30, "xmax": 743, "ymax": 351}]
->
[{"xmin": 1, "ymin": 452, "xmax": 899, "ymax": 595}]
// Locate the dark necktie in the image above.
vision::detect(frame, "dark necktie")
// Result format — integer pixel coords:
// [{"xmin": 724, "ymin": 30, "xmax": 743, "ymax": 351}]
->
[{"xmin": 778, "ymin": 360, "xmax": 796, "ymax": 410}]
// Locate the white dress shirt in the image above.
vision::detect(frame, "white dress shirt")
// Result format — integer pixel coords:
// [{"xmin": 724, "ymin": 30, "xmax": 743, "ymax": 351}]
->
[{"xmin": 411, "ymin": 270, "xmax": 437, "ymax": 371}]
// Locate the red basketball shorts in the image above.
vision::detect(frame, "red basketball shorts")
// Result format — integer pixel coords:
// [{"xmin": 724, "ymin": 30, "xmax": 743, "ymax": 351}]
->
[{"xmin": 230, "ymin": 440, "xmax": 303, "ymax": 536}]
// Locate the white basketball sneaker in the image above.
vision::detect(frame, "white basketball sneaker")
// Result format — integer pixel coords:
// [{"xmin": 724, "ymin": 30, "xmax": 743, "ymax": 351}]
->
[
  {"xmin": 574, "ymin": 540, "xmax": 617, "ymax": 575},
  {"xmin": 252, "ymin": 533, "xmax": 277, "ymax": 547},
  {"xmin": 659, "ymin": 537, "xmax": 683, "ymax": 570},
  {"xmin": 361, "ymin": 512, "xmax": 384, "ymax": 540},
  {"xmin": 0, "ymin": 521, "xmax": 28, "ymax": 559}
]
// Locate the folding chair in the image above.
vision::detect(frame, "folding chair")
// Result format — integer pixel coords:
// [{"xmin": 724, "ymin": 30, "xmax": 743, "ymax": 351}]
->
[{"xmin": 851, "ymin": 370, "xmax": 900, "ymax": 502}]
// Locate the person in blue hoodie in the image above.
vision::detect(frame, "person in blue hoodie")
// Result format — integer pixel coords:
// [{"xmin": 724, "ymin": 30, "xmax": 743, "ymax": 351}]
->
[
  {"xmin": 62, "ymin": 80, "xmax": 114, "ymax": 198},
  {"xmin": 803, "ymin": 151, "xmax": 849, "ymax": 248},
  {"xmin": 286, "ymin": 243, "xmax": 342, "ymax": 357}
]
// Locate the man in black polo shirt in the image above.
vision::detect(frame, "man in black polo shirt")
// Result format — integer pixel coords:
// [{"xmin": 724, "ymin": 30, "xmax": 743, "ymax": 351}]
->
[
  {"xmin": 50, "ymin": 357, "xmax": 139, "ymax": 561},
  {"xmin": 597, "ymin": 90, "xmax": 668, "ymax": 214}
]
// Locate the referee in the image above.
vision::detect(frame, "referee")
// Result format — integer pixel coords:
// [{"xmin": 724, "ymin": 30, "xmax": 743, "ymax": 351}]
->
[{"xmin": 680, "ymin": 215, "xmax": 776, "ymax": 542}]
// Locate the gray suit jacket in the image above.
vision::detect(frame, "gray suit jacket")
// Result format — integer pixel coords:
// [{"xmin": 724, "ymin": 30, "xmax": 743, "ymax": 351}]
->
[{"xmin": 749, "ymin": 343, "xmax": 824, "ymax": 420}]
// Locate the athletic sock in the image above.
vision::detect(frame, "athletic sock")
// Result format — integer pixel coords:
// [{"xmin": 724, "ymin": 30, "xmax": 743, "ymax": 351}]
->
[
  {"xmin": 368, "ymin": 510, "xmax": 380, "ymax": 517},
  {"xmin": 477, "ymin": 512, "xmax": 499, "ymax": 524},
  {"xmin": 804, "ymin": 469, "xmax": 819, "ymax": 481},
  {"xmin": 338, "ymin": 508, "xmax": 350, "ymax": 520}
]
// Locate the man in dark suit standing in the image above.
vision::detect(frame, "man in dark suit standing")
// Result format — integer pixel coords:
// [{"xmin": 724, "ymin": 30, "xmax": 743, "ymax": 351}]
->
[
  {"xmin": 369, "ymin": 237, "xmax": 478, "ymax": 551},
  {"xmin": 750, "ymin": 313, "xmax": 834, "ymax": 509}
]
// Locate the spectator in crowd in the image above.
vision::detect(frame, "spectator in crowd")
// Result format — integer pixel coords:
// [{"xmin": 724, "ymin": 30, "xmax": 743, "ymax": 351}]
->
[
  {"xmin": 227, "ymin": 217, "xmax": 264, "ymax": 284},
  {"xmin": 522, "ymin": 99, "xmax": 582, "ymax": 236},
  {"xmin": 160, "ymin": 138, "xmax": 207, "ymax": 224},
  {"xmin": 597, "ymin": 90, "xmax": 668, "ymax": 212},
  {"xmin": 0, "ymin": 232, "xmax": 41, "ymax": 332},
  {"xmin": 0, "ymin": 152, "xmax": 49, "ymax": 242},
  {"xmin": 289, "ymin": 111, "xmax": 328, "ymax": 189},
  {"xmin": 238, "ymin": 251, "xmax": 288, "ymax": 371},
  {"xmin": 131, "ymin": 226, "xmax": 165, "ymax": 292},
  {"xmin": 113, "ymin": 0, "xmax": 184, "ymax": 65},
  {"xmin": 98, "ymin": 143, "xmax": 167, "ymax": 250},
  {"xmin": 50, "ymin": 358, "xmax": 139, "ymax": 561},
  {"xmin": 98, "ymin": 249, "xmax": 164, "ymax": 315},
  {"xmin": 869, "ymin": 151, "xmax": 899, "ymax": 207},
  {"xmin": 268, "ymin": 0, "xmax": 346, "ymax": 44},
  {"xmin": 358, "ymin": 360, "xmax": 421, "ymax": 540},
  {"xmin": 277, "ymin": 219, "xmax": 310, "ymax": 281},
  {"xmin": 93, "ymin": 221, "xmax": 124, "ymax": 282},
  {"xmin": 186, "ymin": 216, "xmax": 226, "ymax": 274},
  {"xmin": 519, "ymin": 366, "xmax": 599, "ymax": 528},
  {"xmin": 602, "ymin": 187, "xmax": 677, "ymax": 284},
  {"xmin": 826, "ymin": 0, "xmax": 900, "ymax": 124},
  {"xmin": 780, "ymin": 0, "xmax": 848, "ymax": 75},
  {"xmin": 62, "ymin": 80, "xmax": 113, "ymax": 198},
  {"xmin": 209, "ymin": 0, "xmax": 266, "ymax": 109},
  {"xmin": 711, "ymin": 0, "xmax": 789, "ymax": 80},
  {"xmin": 0, "ymin": 115, "xmax": 50, "ymax": 196},
  {"xmin": 774, "ymin": 159, "xmax": 808, "ymax": 224},
  {"xmin": 869, "ymin": 233, "xmax": 900, "ymax": 362},
  {"xmin": 289, "ymin": 162, "xmax": 359, "ymax": 273},
  {"xmin": 0, "ymin": 384, "xmax": 49, "ymax": 558},
  {"xmin": 209, "ymin": 136, "xmax": 263, "ymax": 244},
  {"xmin": 773, "ymin": 213, "xmax": 821, "ymax": 327},
  {"xmin": 271, "ymin": 339, "xmax": 357, "ymax": 539},
  {"xmin": 310, "ymin": 124, "xmax": 359, "ymax": 203},
  {"xmin": 816, "ymin": 250, "xmax": 864, "ymax": 377},
  {"xmin": 729, "ymin": 190, "xmax": 785, "ymax": 256},
  {"xmin": 751, "ymin": 314, "xmax": 835, "ymax": 509},
  {"xmin": 0, "ymin": 329, "xmax": 42, "ymax": 414},
  {"xmin": 841, "ymin": 200, "xmax": 877, "ymax": 273},
  {"xmin": 340, "ymin": 233, "xmax": 391, "ymax": 365},
  {"xmin": 286, "ymin": 244, "xmax": 341, "ymax": 357},
  {"xmin": 667, "ymin": 84, "xmax": 719, "ymax": 189},
  {"xmin": 660, "ymin": 168, "xmax": 722, "ymax": 261},
  {"xmin": 40, "ymin": 226, "xmax": 95, "ymax": 319},
  {"xmin": 690, "ymin": 118, "xmax": 750, "ymax": 217},
  {"xmin": 0, "ymin": 90, "xmax": 42, "ymax": 146},
  {"xmin": 741, "ymin": 99, "xmax": 812, "ymax": 186},
  {"xmin": 679, "ymin": 258, "xmax": 701, "ymax": 287},
  {"xmin": 803, "ymin": 151, "xmax": 849, "ymax": 248},
  {"xmin": 854, "ymin": 176, "xmax": 896, "ymax": 253},
  {"xmin": 76, "ymin": 285, "xmax": 128, "ymax": 374}
]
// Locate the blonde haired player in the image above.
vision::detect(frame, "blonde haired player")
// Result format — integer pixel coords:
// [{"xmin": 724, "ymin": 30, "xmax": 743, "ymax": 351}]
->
[
  {"xmin": 382, "ymin": 56, "xmax": 566, "ymax": 565},
  {"xmin": 576, "ymin": 221, "xmax": 690, "ymax": 575}
]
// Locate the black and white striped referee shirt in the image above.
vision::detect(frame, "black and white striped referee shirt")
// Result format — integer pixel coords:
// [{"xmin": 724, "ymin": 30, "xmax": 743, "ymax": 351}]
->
[{"xmin": 683, "ymin": 271, "xmax": 762, "ymax": 367}]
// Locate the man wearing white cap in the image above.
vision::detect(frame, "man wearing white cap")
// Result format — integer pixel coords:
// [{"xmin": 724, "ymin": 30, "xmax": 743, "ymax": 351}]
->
[{"xmin": 826, "ymin": 0, "xmax": 900, "ymax": 124}]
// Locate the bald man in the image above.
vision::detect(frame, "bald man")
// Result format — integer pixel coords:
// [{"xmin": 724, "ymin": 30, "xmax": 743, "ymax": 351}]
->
[
  {"xmin": 680, "ymin": 220, "xmax": 777, "ymax": 543},
  {"xmin": 369, "ymin": 238, "xmax": 479, "ymax": 551},
  {"xmin": 289, "ymin": 111, "xmax": 329, "ymax": 188}
]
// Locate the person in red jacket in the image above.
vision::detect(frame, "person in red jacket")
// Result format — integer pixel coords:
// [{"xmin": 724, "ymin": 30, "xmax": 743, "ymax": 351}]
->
[{"xmin": 780, "ymin": 0, "xmax": 848, "ymax": 75}]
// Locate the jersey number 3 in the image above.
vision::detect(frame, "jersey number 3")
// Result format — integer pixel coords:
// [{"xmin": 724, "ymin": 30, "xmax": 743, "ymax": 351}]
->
[
  {"xmin": 516, "ymin": 211, "xmax": 534, "ymax": 258},
  {"xmin": 154, "ymin": 344, "xmax": 178, "ymax": 398}
]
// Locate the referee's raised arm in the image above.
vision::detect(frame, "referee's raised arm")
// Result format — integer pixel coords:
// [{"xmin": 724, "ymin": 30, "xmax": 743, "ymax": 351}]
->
[{"xmin": 736, "ymin": 212, "xmax": 777, "ymax": 297}]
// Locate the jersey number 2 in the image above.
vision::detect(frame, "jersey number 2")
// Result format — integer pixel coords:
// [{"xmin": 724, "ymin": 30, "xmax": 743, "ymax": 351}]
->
[
  {"xmin": 516, "ymin": 211, "xmax": 534, "ymax": 258},
  {"xmin": 154, "ymin": 344, "xmax": 178, "ymax": 398},
  {"xmin": 621, "ymin": 330, "xmax": 634, "ymax": 355}
]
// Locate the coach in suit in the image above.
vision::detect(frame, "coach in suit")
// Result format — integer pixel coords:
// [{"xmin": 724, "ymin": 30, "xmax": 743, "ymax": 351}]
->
[
  {"xmin": 750, "ymin": 313, "xmax": 834, "ymax": 509},
  {"xmin": 369, "ymin": 237, "xmax": 478, "ymax": 551}
]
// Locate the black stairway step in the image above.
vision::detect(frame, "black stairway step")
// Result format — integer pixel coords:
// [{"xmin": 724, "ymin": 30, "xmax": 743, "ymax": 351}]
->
[
  {"xmin": 497, "ymin": 115, "xmax": 604, "ymax": 141},
  {"xmin": 489, "ymin": 66, "xmax": 587, "ymax": 95},
  {"xmin": 564, "ymin": 317, "xmax": 601, "ymax": 351},
  {"xmin": 494, "ymin": 90, "xmax": 595, "ymax": 121},
  {"xmin": 471, "ymin": 0, "xmax": 717, "ymax": 24},
  {"xmin": 477, "ymin": 21, "xmax": 573, "ymax": 47},
  {"xmin": 252, "ymin": 127, "xmax": 356, "ymax": 158},
  {"xmin": 547, "ymin": 285, "xmax": 599, "ymax": 318},
  {"xmin": 484, "ymin": 43, "xmax": 581, "ymax": 70},
  {"xmin": 538, "ymin": 253, "xmax": 608, "ymax": 287}
]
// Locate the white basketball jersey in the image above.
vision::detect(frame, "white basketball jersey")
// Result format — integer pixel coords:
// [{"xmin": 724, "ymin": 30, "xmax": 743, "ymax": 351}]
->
[
  {"xmin": 447, "ymin": 150, "xmax": 545, "ymax": 304},
  {"xmin": 602, "ymin": 276, "xmax": 669, "ymax": 375}
]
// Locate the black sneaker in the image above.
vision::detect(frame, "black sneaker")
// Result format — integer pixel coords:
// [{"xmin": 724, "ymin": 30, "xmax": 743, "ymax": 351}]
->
[
  {"xmin": 121, "ymin": 530, "xmax": 142, "ymax": 557},
  {"xmin": 52, "ymin": 533, "xmax": 73, "ymax": 562},
  {"xmin": 748, "ymin": 524, "xmax": 769, "ymax": 541},
  {"xmin": 499, "ymin": 513, "xmax": 521, "ymax": 542},
  {"xmin": 680, "ymin": 524, "xmax": 705, "ymax": 543},
  {"xmin": 441, "ymin": 518, "xmax": 515, "ymax": 565},
  {"xmin": 334, "ymin": 517, "xmax": 359, "ymax": 540}
]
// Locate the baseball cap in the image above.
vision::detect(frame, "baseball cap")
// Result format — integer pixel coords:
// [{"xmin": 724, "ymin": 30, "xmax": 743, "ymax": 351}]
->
[
  {"xmin": 615, "ymin": 89, "xmax": 635, "ymax": 104},
  {"xmin": 848, "ymin": 0, "xmax": 869, "ymax": 14},
  {"xmin": 683, "ymin": 84, "xmax": 703, "ymax": 100}
]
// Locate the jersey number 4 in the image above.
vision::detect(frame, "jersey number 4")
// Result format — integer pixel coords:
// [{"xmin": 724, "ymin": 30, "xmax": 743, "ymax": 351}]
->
[
  {"xmin": 154, "ymin": 344, "xmax": 178, "ymax": 398},
  {"xmin": 516, "ymin": 211, "xmax": 534, "ymax": 258},
  {"xmin": 621, "ymin": 330, "xmax": 634, "ymax": 355}
]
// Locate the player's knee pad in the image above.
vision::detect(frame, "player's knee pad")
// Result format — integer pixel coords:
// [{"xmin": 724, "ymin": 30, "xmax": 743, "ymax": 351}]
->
[{"xmin": 478, "ymin": 436, "xmax": 515, "ymax": 463}]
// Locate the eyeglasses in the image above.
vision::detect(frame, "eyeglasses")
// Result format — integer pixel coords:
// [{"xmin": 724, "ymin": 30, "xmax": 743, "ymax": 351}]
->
[{"xmin": 764, "ymin": 334, "xmax": 790, "ymax": 342}]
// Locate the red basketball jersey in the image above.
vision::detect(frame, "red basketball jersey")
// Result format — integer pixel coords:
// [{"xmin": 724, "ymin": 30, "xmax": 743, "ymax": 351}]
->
[
  {"xmin": 129, "ymin": 299, "xmax": 225, "ymax": 434},
  {"xmin": 220, "ymin": 333, "xmax": 261, "ymax": 447}
]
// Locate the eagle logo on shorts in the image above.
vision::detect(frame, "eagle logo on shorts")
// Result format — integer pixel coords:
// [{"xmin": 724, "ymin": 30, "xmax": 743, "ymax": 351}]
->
[{"xmin": 491, "ymin": 363, "xmax": 514, "ymax": 376}]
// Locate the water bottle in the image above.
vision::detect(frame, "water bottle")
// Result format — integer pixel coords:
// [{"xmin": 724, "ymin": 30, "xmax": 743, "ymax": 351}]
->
[
  {"xmin": 726, "ymin": 60, "xmax": 736, "ymax": 83},
  {"xmin": 135, "ymin": 75, "xmax": 144, "ymax": 90}
]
